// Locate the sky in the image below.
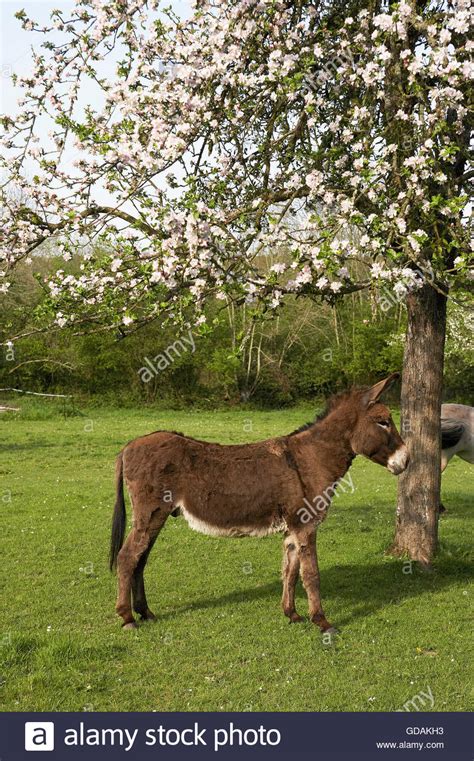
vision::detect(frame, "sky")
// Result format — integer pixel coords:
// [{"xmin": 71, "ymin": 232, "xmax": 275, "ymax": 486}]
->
[
  {"xmin": 0, "ymin": 0, "xmax": 191, "ymax": 114},
  {"xmin": 0, "ymin": 0, "xmax": 191, "ymax": 206},
  {"xmin": 1, "ymin": 1, "xmax": 74, "ymax": 114}
]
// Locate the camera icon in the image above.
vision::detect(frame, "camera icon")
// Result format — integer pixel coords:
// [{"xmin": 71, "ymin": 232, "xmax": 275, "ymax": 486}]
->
[{"xmin": 25, "ymin": 722, "xmax": 55, "ymax": 751}]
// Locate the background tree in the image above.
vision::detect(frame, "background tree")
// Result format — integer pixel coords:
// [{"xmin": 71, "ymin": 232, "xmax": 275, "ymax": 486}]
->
[{"xmin": 1, "ymin": 0, "xmax": 472, "ymax": 563}]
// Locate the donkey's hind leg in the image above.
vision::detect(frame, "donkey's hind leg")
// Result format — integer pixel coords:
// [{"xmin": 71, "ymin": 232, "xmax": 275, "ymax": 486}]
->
[
  {"xmin": 115, "ymin": 528, "xmax": 148, "ymax": 628},
  {"xmin": 281, "ymin": 534, "xmax": 304, "ymax": 623},
  {"xmin": 132, "ymin": 532, "xmax": 160, "ymax": 621},
  {"xmin": 116, "ymin": 509, "xmax": 168, "ymax": 629}
]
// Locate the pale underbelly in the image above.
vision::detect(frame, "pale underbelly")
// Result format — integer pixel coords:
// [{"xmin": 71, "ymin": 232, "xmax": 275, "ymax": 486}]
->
[{"xmin": 179, "ymin": 505, "xmax": 287, "ymax": 538}]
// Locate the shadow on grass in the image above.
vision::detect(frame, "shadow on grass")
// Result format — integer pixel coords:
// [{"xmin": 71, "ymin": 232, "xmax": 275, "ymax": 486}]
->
[
  {"xmin": 0, "ymin": 440, "xmax": 56, "ymax": 452},
  {"xmin": 153, "ymin": 556, "xmax": 472, "ymax": 628}
]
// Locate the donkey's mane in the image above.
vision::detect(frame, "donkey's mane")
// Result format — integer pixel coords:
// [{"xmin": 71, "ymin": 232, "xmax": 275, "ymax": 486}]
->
[{"xmin": 289, "ymin": 387, "xmax": 366, "ymax": 436}]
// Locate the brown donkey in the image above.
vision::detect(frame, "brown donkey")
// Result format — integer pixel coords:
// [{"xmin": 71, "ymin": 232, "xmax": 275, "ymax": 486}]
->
[{"xmin": 110, "ymin": 373, "xmax": 409, "ymax": 632}]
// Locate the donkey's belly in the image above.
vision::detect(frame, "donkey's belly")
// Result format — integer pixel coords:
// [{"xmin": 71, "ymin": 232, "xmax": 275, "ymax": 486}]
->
[
  {"xmin": 169, "ymin": 444, "xmax": 295, "ymax": 537},
  {"xmin": 178, "ymin": 503, "xmax": 287, "ymax": 538},
  {"xmin": 458, "ymin": 446, "xmax": 474, "ymax": 465}
]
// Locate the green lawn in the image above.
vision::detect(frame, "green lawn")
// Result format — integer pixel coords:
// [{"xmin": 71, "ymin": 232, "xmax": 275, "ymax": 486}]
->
[{"xmin": 0, "ymin": 402, "xmax": 472, "ymax": 712}]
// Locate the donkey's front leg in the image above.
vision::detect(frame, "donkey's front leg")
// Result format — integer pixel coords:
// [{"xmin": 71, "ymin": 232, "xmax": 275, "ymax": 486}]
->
[{"xmin": 295, "ymin": 528, "xmax": 335, "ymax": 633}]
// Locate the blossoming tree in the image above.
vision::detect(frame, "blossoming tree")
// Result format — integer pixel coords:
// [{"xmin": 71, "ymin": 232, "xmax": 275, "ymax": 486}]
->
[{"xmin": 1, "ymin": 0, "xmax": 472, "ymax": 563}]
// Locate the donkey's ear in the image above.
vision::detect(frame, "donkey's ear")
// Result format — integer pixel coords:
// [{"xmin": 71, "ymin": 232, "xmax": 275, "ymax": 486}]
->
[{"xmin": 363, "ymin": 373, "xmax": 400, "ymax": 407}]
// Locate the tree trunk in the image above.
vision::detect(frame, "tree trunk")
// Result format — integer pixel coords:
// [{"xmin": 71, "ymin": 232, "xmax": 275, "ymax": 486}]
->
[{"xmin": 390, "ymin": 282, "xmax": 447, "ymax": 566}]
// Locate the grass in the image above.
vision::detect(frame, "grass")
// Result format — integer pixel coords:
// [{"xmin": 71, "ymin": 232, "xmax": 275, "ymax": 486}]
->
[{"xmin": 0, "ymin": 400, "xmax": 472, "ymax": 712}]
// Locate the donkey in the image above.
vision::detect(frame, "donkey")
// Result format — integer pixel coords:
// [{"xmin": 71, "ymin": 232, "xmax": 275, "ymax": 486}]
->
[
  {"xmin": 110, "ymin": 373, "xmax": 409, "ymax": 633},
  {"xmin": 439, "ymin": 403, "xmax": 473, "ymax": 512},
  {"xmin": 441, "ymin": 404, "xmax": 474, "ymax": 472}
]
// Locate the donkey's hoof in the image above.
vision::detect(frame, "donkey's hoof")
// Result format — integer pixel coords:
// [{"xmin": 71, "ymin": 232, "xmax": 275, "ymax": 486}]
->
[
  {"xmin": 324, "ymin": 626, "xmax": 339, "ymax": 636},
  {"xmin": 122, "ymin": 621, "xmax": 138, "ymax": 630},
  {"xmin": 140, "ymin": 611, "xmax": 157, "ymax": 622},
  {"xmin": 289, "ymin": 613, "xmax": 305, "ymax": 624}
]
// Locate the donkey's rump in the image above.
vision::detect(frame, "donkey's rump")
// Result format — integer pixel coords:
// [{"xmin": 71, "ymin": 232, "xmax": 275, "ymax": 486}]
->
[{"xmin": 440, "ymin": 404, "xmax": 474, "ymax": 468}]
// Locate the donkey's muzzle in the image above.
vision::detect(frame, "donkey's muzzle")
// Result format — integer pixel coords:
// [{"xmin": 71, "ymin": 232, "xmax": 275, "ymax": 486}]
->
[{"xmin": 387, "ymin": 446, "xmax": 409, "ymax": 475}]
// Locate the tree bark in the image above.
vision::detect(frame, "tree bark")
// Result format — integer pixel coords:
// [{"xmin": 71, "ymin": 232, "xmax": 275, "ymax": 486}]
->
[{"xmin": 390, "ymin": 282, "xmax": 447, "ymax": 565}]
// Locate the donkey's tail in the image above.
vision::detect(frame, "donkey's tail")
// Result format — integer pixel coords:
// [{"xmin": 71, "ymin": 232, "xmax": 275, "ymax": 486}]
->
[
  {"xmin": 441, "ymin": 419, "xmax": 465, "ymax": 450},
  {"xmin": 109, "ymin": 451, "xmax": 126, "ymax": 572}
]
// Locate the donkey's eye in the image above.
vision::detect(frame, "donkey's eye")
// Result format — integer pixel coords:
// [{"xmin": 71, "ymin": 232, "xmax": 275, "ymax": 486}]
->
[{"xmin": 377, "ymin": 421, "xmax": 390, "ymax": 429}]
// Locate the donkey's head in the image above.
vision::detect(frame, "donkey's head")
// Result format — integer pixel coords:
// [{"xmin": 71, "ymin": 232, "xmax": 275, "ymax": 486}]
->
[{"xmin": 350, "ymin": 373, "xmax": 409, "ymax": 475}]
